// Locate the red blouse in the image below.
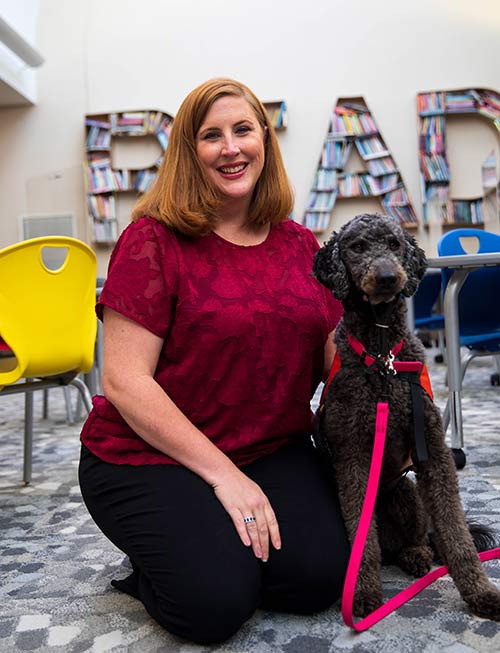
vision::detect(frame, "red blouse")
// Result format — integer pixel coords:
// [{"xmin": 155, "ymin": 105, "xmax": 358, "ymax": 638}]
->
[{"xmin": 80, "ymin": 216, "xmax": 342, "ymax": 466}]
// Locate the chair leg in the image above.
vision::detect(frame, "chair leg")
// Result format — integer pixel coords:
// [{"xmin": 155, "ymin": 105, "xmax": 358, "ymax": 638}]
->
[
  {"xmin": 74, "ymin": 389, "xmax": 83, "ymax": 422},
  {"xmin": 437, "ymin": 331, "xmax": 446, "ymax": 364},
  {"xmin": 442, "ymin": 349, "xmax": 486, "ymax": 438},
  {"xmin": 442, "ymin": 400, "xmax": 450, "ymax": 433},
  {"xmin": 73, "ymin": 371, "xmax": 94, "ymax": 421},
  {"xmin": 23, "ymin": 385, "xmax": 34, "ymax": 485},
  {"xmin": 63, "ymin": 386, "xmax": 75, "ymax": 424},
  {"xmin": 70, "ymin": 377, "xmax": 93, "ymax": 413},
  {"xmin": 42, "ymin": 388, "xmax": 49, "ymax": 419}
]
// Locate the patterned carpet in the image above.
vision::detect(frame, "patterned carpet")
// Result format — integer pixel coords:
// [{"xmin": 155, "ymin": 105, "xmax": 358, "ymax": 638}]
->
[{"xmin": 1, "ymin": 348, "xmax": 500, "ymax": 652}]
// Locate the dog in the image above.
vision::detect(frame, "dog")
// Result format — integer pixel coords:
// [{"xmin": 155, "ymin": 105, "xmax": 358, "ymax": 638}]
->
[{"xmin": 313, "ymin": 212, "xmax": 500, "ymax": 620}]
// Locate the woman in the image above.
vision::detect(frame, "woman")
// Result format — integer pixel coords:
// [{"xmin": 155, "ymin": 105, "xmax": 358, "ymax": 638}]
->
[{"xmin": 79, "ymin": 77, "xmax": 349, "ymax": 644}]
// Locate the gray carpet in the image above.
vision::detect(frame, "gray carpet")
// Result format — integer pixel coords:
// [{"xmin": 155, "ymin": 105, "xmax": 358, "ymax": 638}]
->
[{"xmin": 1, "ymin": 348, "xmax": 500, "ymax": 652}]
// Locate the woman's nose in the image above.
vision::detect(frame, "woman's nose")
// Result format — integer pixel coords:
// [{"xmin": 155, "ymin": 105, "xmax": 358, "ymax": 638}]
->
[{"xmin": 221, "ymin": 135, "xmax": 240, "ymax": 156}]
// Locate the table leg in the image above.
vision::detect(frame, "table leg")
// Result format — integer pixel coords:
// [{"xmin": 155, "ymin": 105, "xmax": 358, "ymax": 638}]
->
[{"xmin": 442, "ymin": 268, "xmax": 475, "ymax": 449}]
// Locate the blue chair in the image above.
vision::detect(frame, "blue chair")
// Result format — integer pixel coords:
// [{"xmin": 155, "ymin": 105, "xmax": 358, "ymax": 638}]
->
[
  {"xmin": 412, "ymin": 269, "xmax": 445, "ymax": 360},
  {"xmin": 438, "ymin": 228, "xmax": 500, "ymax": 442}
]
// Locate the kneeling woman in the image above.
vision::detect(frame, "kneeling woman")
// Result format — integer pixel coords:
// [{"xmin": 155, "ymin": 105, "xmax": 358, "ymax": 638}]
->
[{"xmin": 79, "ymin": 77, "xmax": 349, "ymax": 645}]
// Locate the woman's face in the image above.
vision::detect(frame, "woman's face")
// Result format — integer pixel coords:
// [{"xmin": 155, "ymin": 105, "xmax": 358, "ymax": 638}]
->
[{"xmin": 195, "ymin": 95, "xmax": 266, "ymax": 207}]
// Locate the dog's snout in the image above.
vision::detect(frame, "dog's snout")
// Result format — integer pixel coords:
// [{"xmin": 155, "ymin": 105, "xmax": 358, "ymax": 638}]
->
[
  {"xmin": 360, "ymin": 257, "xmax": 407, "ymax": 303},
  {"xmin": 373, "ymin": 259, "xmax": 399, "ymax": 286},
  {"xmin": 376, "ymin": 269, "xmax": 398, "ymax": 288}
]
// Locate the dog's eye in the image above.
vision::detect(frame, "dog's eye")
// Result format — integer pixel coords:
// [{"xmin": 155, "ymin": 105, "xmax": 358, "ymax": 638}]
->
[
  {"xmin": 388, "ymin": 238, "xmax": 400, "ymax": 251},
  {"xmin": 351, "ymin": 241, "xmax": 366, "ymax": 253}
]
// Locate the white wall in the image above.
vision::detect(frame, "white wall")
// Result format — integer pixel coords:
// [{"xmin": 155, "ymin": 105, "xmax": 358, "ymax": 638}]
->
[{"xmin": 1, "ymin": 0, "xmax": 500, "ymax": 274}]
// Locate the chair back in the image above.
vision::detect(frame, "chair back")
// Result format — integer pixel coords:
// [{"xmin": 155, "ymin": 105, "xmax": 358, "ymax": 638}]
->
[
  {"xmin": 437, "ymin": 229, "xmax": 500, "ymax": 340},
  {"xmin": 0, "ymin": 236, "xmax": 97, "ymax": 385},
  {"xmin": 413, "ymin": 270, "xmax": 443, "ymax": 329}
]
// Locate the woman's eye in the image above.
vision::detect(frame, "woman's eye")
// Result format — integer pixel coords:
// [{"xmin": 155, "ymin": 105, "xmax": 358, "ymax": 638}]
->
[
  {"xmin": 203, "ymin": 132, "xmax": 219, "ymax": 140},
  {"xmin": 235, "ymin": 125, "xmax": 251, "ymax": 135}
]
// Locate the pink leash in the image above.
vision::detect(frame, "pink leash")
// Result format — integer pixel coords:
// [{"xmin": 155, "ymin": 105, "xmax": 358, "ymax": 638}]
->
[{"xmin": 341, "ymin": 399, "xmax": 500, "ymax": 631}]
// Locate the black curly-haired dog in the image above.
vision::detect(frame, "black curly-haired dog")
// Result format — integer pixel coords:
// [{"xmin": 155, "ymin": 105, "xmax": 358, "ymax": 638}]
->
[{"xmin": 313, "ymin": 212, "xmax": 500, "ymax": 620}]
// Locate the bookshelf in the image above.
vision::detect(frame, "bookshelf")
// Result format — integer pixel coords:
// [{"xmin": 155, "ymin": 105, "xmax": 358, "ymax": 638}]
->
[
  {"xmin": 84, "ymin": 110, "xmax": 174, "ymax": 244},
  {"xmin": 303, "ymin": 97, "xmax": 418, "ymax": 234},
  {"xmin": 85, "ymin": 101, "xmax": 287, "ymax": 245},
  {"xmin": 417, "ymin": 88, "xmax": 500, "ymax": 228},
  {"xmin": 264, "ymin": 101, "xmax": 288, "ymax": 131}
]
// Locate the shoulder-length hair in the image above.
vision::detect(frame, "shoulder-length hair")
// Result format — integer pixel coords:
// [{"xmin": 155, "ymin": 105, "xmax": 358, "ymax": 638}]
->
[{"xmin": 131, "ymin": 78, "xmax": 294, "ymax": 236}]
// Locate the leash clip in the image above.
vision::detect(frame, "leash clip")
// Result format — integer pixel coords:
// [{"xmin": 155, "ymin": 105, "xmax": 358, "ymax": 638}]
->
[
  {"xmin": 375, "ymin": 351, "xmax": 397, "ymax": 377},
  {"xmin": 385, "ymin": 352, "xmax": 396, "ymax": 376}
]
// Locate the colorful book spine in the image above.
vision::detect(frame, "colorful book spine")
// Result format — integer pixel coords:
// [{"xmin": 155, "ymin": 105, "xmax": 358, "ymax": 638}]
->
[{"xmin": 303, "ymin": 212, "xmax": 331, "ymax": 231}]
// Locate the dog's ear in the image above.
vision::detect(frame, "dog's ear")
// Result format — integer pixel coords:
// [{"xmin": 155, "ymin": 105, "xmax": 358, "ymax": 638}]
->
[
  {"xmin": 313, "ymin": 233, "xmax": 350, "ymax": 300},
  {"xmin": 402, "ymin": 230, "xmax": 428, "ymax": 297}
]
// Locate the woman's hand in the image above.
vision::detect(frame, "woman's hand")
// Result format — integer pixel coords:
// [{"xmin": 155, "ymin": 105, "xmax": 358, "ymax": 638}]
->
[{"xmin": 212, "ymin": 470, "xmax": 281, "ymax": 562}]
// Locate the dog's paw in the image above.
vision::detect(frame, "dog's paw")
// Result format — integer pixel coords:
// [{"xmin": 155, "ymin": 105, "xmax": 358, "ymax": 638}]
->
[
  {"xmin": 353, "ymin": 588, "xmax": 383, "ymax": 618},
  {"xmin": 466, "ymin": 586, "xmax": 500, "ymax": 621},
  {"xmin": 397, "ymin": 545, "xmax": 433, "ymax": 578}
]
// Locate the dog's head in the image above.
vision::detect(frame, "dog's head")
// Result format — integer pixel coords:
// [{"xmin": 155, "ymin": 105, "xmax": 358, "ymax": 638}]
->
[{"xmin": 313, "ymin": 213, "xmax": 427, "ymax": 304}]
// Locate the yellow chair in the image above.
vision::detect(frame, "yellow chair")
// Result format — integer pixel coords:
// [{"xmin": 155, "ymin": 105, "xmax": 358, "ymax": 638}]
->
[{"xmin": 0, "ymin": 236, "xmax": 97, "ymax": 483}]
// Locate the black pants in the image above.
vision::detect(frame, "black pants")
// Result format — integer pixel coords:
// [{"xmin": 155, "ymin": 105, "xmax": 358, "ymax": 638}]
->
[{"xmin": 78, "ymin": 437, "xmax": 349, "ymax": 644}]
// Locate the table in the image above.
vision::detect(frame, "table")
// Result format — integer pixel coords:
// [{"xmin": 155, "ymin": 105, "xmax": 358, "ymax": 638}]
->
[{"xmin": 426, "ymin": 252, "xmax": 500, "ymax": 457}]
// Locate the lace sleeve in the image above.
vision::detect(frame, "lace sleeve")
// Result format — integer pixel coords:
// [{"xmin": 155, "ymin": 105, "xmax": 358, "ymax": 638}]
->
[{"xmin": 96, "ymin": 218, "xmax": 179, "ymax": 339}]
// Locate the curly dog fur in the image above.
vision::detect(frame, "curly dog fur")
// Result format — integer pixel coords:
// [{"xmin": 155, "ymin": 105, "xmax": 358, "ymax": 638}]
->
[{"xmin": 313, "ymin": 213, "xmax": 500, "ymax": 620}]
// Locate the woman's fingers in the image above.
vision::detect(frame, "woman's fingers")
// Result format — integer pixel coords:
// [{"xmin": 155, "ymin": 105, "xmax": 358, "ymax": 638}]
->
[
  {"xmin": 243, "ymin": 515, "xmax": 264, "ymax": 560},
  {"xmin": 242, "ymin": 506, "xmax": 281, "ymax": 562},
  {"xmin": 264, "ymin": 505, "xmax": 282, "ymax": 552},
  {"xmin": 212, "ymin": 472, "xmax": 282, "ymax": 561},
  {"xmin": 231, "ymin": 511, "xmax": 252, "ymax": 548}
]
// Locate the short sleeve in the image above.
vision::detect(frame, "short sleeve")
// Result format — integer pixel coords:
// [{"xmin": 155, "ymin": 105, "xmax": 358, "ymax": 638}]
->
[{"xmin": 96, "ymin": 217, "xmax": 179, "ymax": 339}]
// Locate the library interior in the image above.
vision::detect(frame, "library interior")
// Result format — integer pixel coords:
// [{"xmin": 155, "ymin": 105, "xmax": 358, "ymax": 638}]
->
[{"xmin": 1, "ymin": 1, "xmax": 500, "ymax": 652}]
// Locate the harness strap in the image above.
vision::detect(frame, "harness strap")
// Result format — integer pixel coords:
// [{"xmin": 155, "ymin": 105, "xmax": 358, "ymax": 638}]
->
[
  {"xmin": 393, "ymin": 362, "xmax": 429, "ymax": 463},
  {"xmin": 347, "ymin": 333, "xmax": 404, "ymax": 366},
  {"xmin": 320, "ymin": 340, "xmax": 433, "ymax": 463},
  {"xmin": 342, "ymin": 401, "xmax": 500, "ymax": 631}
]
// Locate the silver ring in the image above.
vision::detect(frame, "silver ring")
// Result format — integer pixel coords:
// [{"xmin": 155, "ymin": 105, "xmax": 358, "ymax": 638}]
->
[{"xmin": 243, "ymin": 516, "xmax": 256, "ymax": 524}]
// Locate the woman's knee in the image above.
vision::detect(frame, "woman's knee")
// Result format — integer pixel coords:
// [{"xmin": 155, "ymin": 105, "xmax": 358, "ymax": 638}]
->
[{"xmin": 154, "ymin": 587, "xmax": 259, "ymax": 645}]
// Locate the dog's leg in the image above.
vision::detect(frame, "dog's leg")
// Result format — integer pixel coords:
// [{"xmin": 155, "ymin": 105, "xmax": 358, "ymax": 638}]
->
[
  {"xmin": 377, "ymin": 476, "xmax": 433, "ymax": 577},
  {"xmin": 417, "ymin": 406, "xmax": 500, "ymax": 620}
]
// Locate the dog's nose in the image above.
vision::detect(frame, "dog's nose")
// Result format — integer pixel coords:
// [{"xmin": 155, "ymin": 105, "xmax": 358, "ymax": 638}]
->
[{"xmin": 376, "ymin": 270, "xmax": 398, "ymax": 288}]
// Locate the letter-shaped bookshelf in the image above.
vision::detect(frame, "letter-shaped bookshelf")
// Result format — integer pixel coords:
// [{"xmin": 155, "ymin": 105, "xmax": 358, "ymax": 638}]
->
[
  {"xmin": 417, "ymin": 88, "xmax": 500, "ymax": 228},
  {"xmin": 84, "ymin": 110, "xmax": 174, "ymax": 245},
  {"xmin": 303, "ymin": 96, "xmax": 418, "ymax": 234}
]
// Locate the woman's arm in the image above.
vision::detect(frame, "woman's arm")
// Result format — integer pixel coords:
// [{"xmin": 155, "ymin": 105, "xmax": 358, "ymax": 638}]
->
[
  {"xmin": 323, "ymin": 329, "xmax": 337, "ymax": 380},
  {"xmin": 101, "ymin": 306, "xmax": 281, "ymax": 561}
]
